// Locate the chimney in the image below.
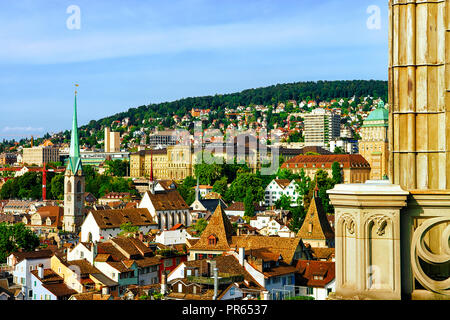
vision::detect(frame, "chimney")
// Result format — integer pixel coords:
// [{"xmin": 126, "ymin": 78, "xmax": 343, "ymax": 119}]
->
[
  {"xmin": 238, "ymin": 248, "xmax": 245, "ymax": 266},
  {"xmin": 160, "ymin": 271, "xmax": 168, "ymax": 295},
  {"xmin": 212, "ymin": 267, "xmax": 219, "ymax": 300},
  {"xmin": 38, "ymin": 264, "xmax": 44, "ymax": 279}
]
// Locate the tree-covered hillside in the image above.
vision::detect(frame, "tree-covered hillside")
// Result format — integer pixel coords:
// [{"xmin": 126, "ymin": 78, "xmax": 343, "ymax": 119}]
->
[{"xmin": 81, "ymin": 80, "xmax": 387, "ymax": 131}]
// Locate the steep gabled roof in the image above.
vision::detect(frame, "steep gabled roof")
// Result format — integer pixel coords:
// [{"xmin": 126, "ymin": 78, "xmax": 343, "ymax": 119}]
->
[
  {"xmin": 198, "ymin": 199, "xmax": 228, "ymax": 214},
  {"xmin": 190, "ymin": 204, "xmax": 234, "ymax": 251},
  {"xmin": 297, "ymin": 195, "xmax": 334, "ymax": 241}
]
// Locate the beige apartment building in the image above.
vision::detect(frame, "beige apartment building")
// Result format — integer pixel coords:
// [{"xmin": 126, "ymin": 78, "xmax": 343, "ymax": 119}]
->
[{"xmin": 22, "ymin": 146, "xmax": 59, "ymax": 166}]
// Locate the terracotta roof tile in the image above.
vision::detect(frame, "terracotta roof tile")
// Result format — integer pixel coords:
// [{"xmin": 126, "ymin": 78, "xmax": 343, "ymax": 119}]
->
[
  {"xmin": 295, "ymin": 260, "xmax": 335, "ymax": 288},
  {"xmin": 89, "ymin": 208, "xmax": 156, "ymax": 229},
  {"xmin": 282, "ymin": 154, "xmax": 370, "ymax": 169},
  {"xmin": 146, "ymin": 190, "xmax": 189, "ymax": 211}
]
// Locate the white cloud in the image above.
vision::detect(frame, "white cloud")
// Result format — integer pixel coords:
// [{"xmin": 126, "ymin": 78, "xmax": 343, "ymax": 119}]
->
[
  {"xmin": 0, "ymin": 12, "xmax": 385, "ymax": 65},
  {"xmin": 2, "ymin": 126, "xmax": 44, "ymax": 132}
]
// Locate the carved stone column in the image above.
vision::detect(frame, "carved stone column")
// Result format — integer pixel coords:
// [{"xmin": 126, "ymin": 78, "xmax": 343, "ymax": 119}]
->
[{"xmin": 328, "ymin": 180, "xmax": 409, "ymax": 299}]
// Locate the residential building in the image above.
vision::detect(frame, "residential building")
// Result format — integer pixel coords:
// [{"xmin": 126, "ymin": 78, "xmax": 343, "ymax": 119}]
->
[
  {"xmin": 264, "ymin": 179, "xmax": 301, "ymax": 207},
  {"xmin": 282, "ymin": 154, "xmax": 371, "ymax": 184},
  {"xmin": 95, "ymin": 237, "xmax": 160, "ymax": 289},
  {"xmin": 2, "ymin": 200, "xmax": 34, "ymax": 215},
  {"xmin": 30, "ymin": 265, "xmax": 77, "ymax": 300},
  {"xmin": 195, "ymin": 185, "xmax": 213, "ymax": 198},
  {"xmin": 7, "ymin": 250, "xmax": 54, "ymax": 300},
  {"xmin": 22, "ymin": 205, "xmax": 64, "ymax": 236},
  {"xmin": 303, "ymin": 108, "xmax": 341, "ymax": 147},
  {"xmin": 189, "ymin": 204, "xmax": 308, "ymax": 265},
  {"xmin": 295, "ymin": 260, "xmax": 335, "ymax": 300},
  {"xmin": 154, "ymin": 224, "xmax": 197, "ymax": 246},
  {"xmin": 98, "ymin": 192, "xmax": 132, "ymax": 205},
  {"xmin": 80, "ymin": 208, "xmax": 158, "ymax": 243},
  {"xmin": 0, "ymin": 278, "xmax": 24, "ymax": 300},
  {"xmin": 0, "ymin": 153, "xmax": 17, "ymax": 165},
  {"xmin": 358, "ymin": 101, "xmax": 389, "ymax": 180},
  {"xmin": 166, "ymin": 256, "xmax": 262, "ymax": 300},
  {"xmin": 50, "ymin": 254, "xmax": 116, "ymax": 294}
]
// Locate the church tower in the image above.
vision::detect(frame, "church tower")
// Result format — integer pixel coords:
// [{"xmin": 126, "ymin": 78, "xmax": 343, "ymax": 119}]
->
[{"xmin": 63, "ymin": 85, "xmax": 85, "ymax": 233}]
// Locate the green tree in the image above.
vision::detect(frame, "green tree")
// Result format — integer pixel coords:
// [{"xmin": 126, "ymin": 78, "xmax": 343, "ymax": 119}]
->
[
  {"xmin": 275, "ymin": 194, "xmax": 292, "ymax": 210},
  {"xmin": 225, "ymin": 172, "xmax": 264, "ymax": 204},
  {"xmin": 331, "ymin": 161, "xmax": 343, "ymax": 185},
  {"xmin": 178, "ymin": 176, "xmax": 197, "ymax": 205},
  {"xmin": 50, "ymin": 174, "xmax": 65, "ymax": 200},
  {"xmin": 192, "ymin": 218, "xmax": 208, "ymax": 235},
  {"xmin": 288, "ymin": 205, "xmax": 305, "ymax": 233},
  {"xmin": 119, "ymin": 222, "xmax": 139, "ymax": 236},
  {"xmin": 244, "ymin": 189, "xmax": 255, "ymax": 217},
  {"xmin": 212, "ymin": 177, "xmax": 228, "ymax": 195},
  {"xmin": 0, "ymin": 223, "xmax": 40, "ymax": 263},
  {"xmin": 333, "ymin": 146, "xmax": 346, "ymax": 154}
]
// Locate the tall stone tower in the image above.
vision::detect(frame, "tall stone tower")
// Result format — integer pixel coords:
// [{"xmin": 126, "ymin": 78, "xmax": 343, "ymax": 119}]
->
[
  {"xmin": 328, "ymin": 0, "xmax": 450, "ymax": 300},
  {"xmin": 388, "ymin": 0, "xmax": 450, "ymax": 299},
  {"xmin": 63, "ymin": 87, "xmax": 85, "ymax": 233},
  {"xmin": 388, "ymin": 0, "xmax": 450, "ymax": 190}
]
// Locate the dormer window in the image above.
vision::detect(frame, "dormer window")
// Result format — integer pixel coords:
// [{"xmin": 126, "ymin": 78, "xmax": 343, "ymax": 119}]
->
[{"xmin": 208, "ymin": 235, "xmax": 217, "ymax": 246}]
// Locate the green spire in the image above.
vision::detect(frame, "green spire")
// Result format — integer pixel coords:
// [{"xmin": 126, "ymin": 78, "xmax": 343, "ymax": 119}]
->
[{"xmin": 67, "ymin": 88, "xmax": 82, "ymax": 175}]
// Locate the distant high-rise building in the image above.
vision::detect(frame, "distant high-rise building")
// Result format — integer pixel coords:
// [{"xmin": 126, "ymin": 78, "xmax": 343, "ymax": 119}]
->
[
  {"xmin": 104, "ymin": 127, "xmax": 120, "ymax": 153},
  {"xmin": 303, "ymin": 108, "xmax": 341, "ymax": 147}
]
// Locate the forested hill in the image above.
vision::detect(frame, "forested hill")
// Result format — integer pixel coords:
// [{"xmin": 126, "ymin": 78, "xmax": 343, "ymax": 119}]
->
[{"xmin": 83, "ymin": 80, "xmax": 388, "ymax": 130}]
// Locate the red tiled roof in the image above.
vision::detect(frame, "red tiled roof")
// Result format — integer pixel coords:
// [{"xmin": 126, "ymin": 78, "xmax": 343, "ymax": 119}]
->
[
  {"xmin": 295, "ymin": 260, "xmax": 335, "ymax": 288},
  {"xmin": 282, "ymin": 154, "xmax": 370, "ymax": 169}
]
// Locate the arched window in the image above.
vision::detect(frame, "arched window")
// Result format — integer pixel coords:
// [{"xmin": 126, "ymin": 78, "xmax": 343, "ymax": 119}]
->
[
  {"xmin": 77, "ymin": 181, "xmax": 82, "ymax": 193},
  {"xmin": 66, "ymin": 181, "xmax": 72, "ymax": 193}
]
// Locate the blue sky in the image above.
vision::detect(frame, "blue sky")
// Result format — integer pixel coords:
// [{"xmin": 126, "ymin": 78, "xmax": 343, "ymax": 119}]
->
[{"xmin": 0, "ymin": 0, "xmax": 388, "ymax": 141}]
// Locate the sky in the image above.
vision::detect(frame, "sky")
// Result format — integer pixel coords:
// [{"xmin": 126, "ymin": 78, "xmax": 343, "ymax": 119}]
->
[{"xmin": 0, "ymin": 0, "xmax": 389, "ymax": 141}]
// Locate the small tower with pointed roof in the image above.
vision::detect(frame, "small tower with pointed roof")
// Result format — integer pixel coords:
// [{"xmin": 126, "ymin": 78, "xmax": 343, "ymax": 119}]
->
[
  {"xmin": 297, "ymin": 188, "xmax": 334, "ymax": 248},
  {"xmin": 63, "ymin": 85, "xmax": 85, "ymax": 233}
]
